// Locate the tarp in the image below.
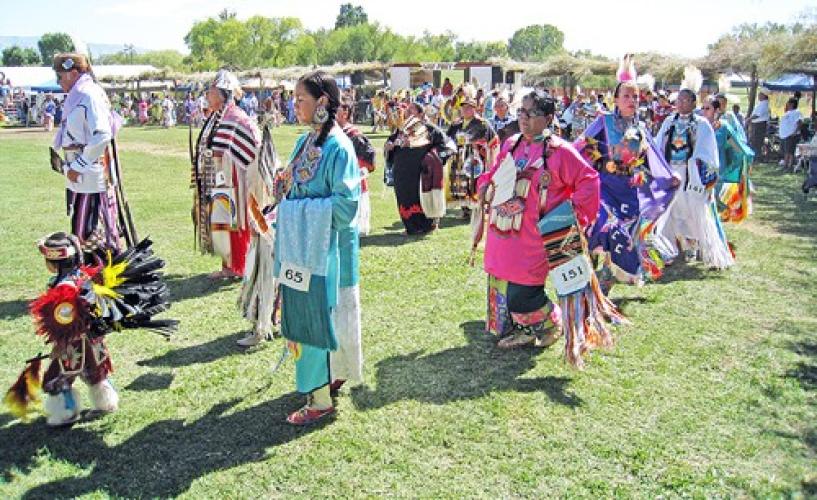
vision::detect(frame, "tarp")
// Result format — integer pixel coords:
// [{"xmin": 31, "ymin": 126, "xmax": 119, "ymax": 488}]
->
[
  {"xmin": 764, "ymin": 73, "xmax": 816, "ymax": 92},
  {"xmin": 30, "ymin": 83, "xmax": 62, "ymax": 93}
]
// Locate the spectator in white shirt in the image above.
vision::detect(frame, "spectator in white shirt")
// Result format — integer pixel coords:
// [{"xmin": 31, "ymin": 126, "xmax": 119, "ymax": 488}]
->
[
  {"xmin": 778, "ymin": 97, "xmax": 802, "ymax": 170},
  {"xmin": 747, "ymin": 87, "xmax": 770, "ymax": 161}
]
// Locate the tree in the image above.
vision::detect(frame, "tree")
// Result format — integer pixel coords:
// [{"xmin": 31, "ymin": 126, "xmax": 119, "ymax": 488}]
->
[
  {"xmin": 508, "ymin": 24, "xmax": 564, "ymax": 62},
  {"xmin": 185, "ymin": 15, "xmax": 310, "ymax": 70},
  {"xmin": 291, "ymin": 33, "xmax": 318, "ymax": 66},
  {"xmin": 2, "ymin": 46, "xmax": 41, "ymax": 66},
  {"xmin": 96, "ymin": 49, "xmax": 187, "ymax": 70},
  {"xmin": 185, "ymin": 16, "xmax": 254, "ymax": 70},
  {"xmin": 335, "ymin": 3, "xmax": 368, "ymax": 29},
  {"xmin": 704, "ymin": 22, "xmax": 794, "ymax": 115},
  {"xmin": 417, "ymin": 31, "xmax": 457, "ymax": 61},
  {"xmin": 38, "ymin": 32, "xmax": 75, "ymax": 65},
  {"xmin": 245, "ymin": 16, "xmax": 305, "ymax": 67},
  {"xmin": 455, "ymin": 41, "xmax": 508, "ymax": 62}
]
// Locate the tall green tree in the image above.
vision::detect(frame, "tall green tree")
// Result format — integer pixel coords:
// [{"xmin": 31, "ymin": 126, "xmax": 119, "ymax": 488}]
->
[
  {"xmin": 508, "ymin": 24, "xmax": 564, "ymax": 62},
  {"xmin": 705, "ymin": 22, "xmax": 795, "ymax": 115},
  {"xmin": 185, "ymin": 16, "xmax": 253, "ymax": 70},
  {"xmin": 245, "ymin": 16, "xmax": 305, "ymax": 67},
  {"xmin": 96, "ymin": 49, "xmax": 187, "ymax": 70},
  {"xmin": 2, "ymin": 46, "xmax": 41, "ymax": 66},
  {"xmin": 417, "ymin": 31, "xmax": 457, "ymax": 61},
  {"xmin": 335, "ymin": 3, "xmax": 368, "ymax": 29},
  {"xmin": 455, "ymin": 41, "xmax": 508, "ymax": 61},
  {"xmin": 37, "ymin": 32, "xmax": 75, "ymax": 65}
]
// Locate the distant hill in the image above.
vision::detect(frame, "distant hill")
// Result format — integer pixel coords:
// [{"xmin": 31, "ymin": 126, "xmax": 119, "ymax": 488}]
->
[{"xmin": 0, "ymin": 36, "xmax": 149, "ymax": 57}]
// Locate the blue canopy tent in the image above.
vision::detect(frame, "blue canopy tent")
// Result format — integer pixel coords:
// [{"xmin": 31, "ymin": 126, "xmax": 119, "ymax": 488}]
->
[
  {"xmin": 763, "ymin": 73, "xmax": 816, "ymax": 92},
  {"xmin": 27, "ymin": 74, "xmax": 62, "ymax": 93},
  {"xmin": 30, "ymin": 82, "xmax": 62, "ymax": 93}
]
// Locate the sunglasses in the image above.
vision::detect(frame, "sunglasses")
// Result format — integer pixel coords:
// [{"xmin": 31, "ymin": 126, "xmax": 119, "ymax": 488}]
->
[{"xmin": 518, "ymin": 108, "xmax": 547, "ymax": 118}]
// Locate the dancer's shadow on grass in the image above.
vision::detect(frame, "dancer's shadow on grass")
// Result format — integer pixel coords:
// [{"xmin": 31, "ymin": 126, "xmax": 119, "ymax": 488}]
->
[
  {"xmin": 611, "ymin": 296, "xmax": 650, "ymax": 315},
  {"xmin": 360, "ymin": 231, "xmax": 417, "ymax": 248},
  {"xmin": 7, "ymin": 392, "xmax": 329, "ymax": 498},
  {"xmin": 752, "ymin": 169, "xmax": 817, "ymax": 245},
  {"xmin": 773, "ymin": 333, "xmax": 817, "ymax": 485},
  {"xmin": 124, "ymin": 372, "xmax": 174, "ymax": 392},
  {"xmin": 138, "ymin": 331, "xmax": 258, "ymax": 369},
  {"xmin": 651, "ymin": 261, "xmax": 728, "ymax": 285},
  {"xmin": 164, "ymin": 273, "xmax": 237, "ymax": 304},
  {"xmin": 351, "ymin": 320, "xmax": 582, "ymax": 410},
  {"xmin": 0, "ymin": 298, "xmax": 29, "ymax": 320}
]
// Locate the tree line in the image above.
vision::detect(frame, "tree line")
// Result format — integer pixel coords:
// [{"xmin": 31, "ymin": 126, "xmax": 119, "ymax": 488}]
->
[
  {"xmin": 2, "ymin": 4, "xmax": 565, "ymax": 70},
  {"xmin": 2, "ymin": 2, "xmax": 815, "ymax": 111}
]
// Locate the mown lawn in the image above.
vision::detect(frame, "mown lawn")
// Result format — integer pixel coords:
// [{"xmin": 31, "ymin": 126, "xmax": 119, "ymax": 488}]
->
[{"xmin": 0, "ymin": 124, "xmax": 815, "ymax": 498}]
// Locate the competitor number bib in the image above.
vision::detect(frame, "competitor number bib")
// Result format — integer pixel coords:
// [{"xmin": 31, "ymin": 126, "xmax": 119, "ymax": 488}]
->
[
  {"xmin": 551, "ymin": 254, "xmax": 592, "ymax": 296},
  {"xmin": 279, "ymin": 262, "xmax": 311, "ymax": 292}
]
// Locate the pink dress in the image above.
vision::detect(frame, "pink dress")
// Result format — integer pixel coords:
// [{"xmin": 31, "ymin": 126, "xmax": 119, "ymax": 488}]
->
[
  {"xmin": 477, "ymin": 134, "xmax": 600, "ymax": 286},
  {"xmin": 138, "ymin": 102, "xmax": 148, "ymax": 124}
]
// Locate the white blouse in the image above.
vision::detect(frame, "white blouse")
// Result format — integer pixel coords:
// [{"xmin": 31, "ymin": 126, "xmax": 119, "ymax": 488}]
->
[{"xmin": 58, "ymin": 85, "xmax": 113, "ymax": 193}]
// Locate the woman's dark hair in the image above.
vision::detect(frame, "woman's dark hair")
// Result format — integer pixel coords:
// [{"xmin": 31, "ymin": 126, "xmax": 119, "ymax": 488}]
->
[
  {"xmin": 706, "ymin": 96, "xmax": 721, "ymax": 111},
  {"xmin": 409, "ymin": 102, "xmax": 424, "ymax": 115},
  {"xmin": 298, "ymin": 70, "xmax": 341, "ymax": 146},
  {"xmin": 678, "ymin": 88, "xmax": 697, "ymax": 102},
  {"xmin": 524, "ymin": 91, "xmax": 556, "ymax": 116}
]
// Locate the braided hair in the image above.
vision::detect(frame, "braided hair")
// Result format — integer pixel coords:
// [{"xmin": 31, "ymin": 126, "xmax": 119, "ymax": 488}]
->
[{"xmin": 298, "ymin": 71, "xmax": 341, "ymax": 147}]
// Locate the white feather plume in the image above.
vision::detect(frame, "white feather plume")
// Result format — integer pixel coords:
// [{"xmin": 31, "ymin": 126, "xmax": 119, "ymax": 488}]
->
[
  {"xmin": 717, "ymin": 74, "xmax": 731, "ymax": 94},
  {"xmin": 681, "ymin": 65, "xmax": 703, "ymax": 93},
  {"xmin": 637, "ymin": 73, "xmax": 655, "ymax": 91}
]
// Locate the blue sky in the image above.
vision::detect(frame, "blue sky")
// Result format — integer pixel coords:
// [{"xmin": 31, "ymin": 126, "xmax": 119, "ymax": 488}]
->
[{"xmin": 0, "ymin": 0, "xmax": 813, "ymax": 58}]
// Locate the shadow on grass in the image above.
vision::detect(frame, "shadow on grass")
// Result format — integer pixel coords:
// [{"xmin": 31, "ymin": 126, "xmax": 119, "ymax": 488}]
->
[
  {"xmin": 360, "ymin": 232, "xmax": 416, "ymax": 248},
  {"xmin": 351, "ymin": 320, "xmax": 582, "ymax": 410},
  {"xmin": 751, "ymin": 168, "xmax": 817, "ymax": 244},
  {"xmin": 611, "ymin": 296, "xmax": 650, "ymax": 315},
  {"xmin": 653, "ymin": 262, "xmax": 728, "ymax": 286},
  {"xmin": 780, "ymin": 337, "xmax": 817, "ymax": 480},
  {"xmin": 5, "ymin": 393, "xmax": 329, "ymax": 498},
  {"xmin": 438, "ymin": 213, "xmax": 472, "ymax": 229},
  {"xmin": 164, "ymin": 273, "xmax": 237, "ymax": 303},
  {"xmin": 124, "ymin": 372, "xmax": 174, "ymax": 392},
  {"xmin": 138, "ymin": 333, "xmax": 248, "ymax": 369},
  {"xmin": 0, "ymin": 298, "xmax": 29, "ymax": 320}
]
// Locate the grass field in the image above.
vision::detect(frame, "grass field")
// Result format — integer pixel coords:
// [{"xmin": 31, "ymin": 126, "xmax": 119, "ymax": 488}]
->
[{"xmin": 0, "ymin": 124, "xmax": 816, "ymax": 498}]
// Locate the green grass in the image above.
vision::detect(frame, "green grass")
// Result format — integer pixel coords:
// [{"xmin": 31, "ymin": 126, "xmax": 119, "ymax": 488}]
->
[{"xmin": 0, "ymin": 124, "xmax": 816, "ymax": 498}]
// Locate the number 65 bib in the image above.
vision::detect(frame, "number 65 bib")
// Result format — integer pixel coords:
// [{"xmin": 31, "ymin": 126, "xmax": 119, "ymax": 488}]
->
[{"xmin": 279, "ymin": 262, "xmax": 311, "ymax": 292}]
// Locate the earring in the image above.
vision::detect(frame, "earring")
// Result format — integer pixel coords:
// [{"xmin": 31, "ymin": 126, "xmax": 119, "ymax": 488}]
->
[{"xmin": 313, "ymin": 105, "xmax": 329, "ymax": 124}]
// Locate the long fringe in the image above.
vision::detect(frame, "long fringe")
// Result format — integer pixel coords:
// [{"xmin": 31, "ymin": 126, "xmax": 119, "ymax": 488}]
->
[{"xmin": 559, "ymin": 262, "xmax": 629, "ymax": 369}]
